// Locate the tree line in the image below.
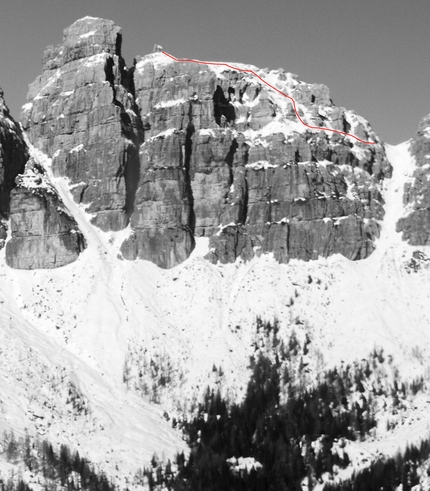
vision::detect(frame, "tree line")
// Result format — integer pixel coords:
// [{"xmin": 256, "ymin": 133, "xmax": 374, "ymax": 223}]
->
[
  {"xmin": 143, "ymin": 345, "xmax": 378, "ymax": 490},
  {"xmin": 2, "ymin": 431, "xmax": 115, "ymax": 491}
]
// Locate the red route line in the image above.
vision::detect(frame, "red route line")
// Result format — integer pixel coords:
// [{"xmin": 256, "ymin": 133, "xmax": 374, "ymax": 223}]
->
[{"xmin": 162, "ymin": 51, "xmax": 375, "ymax": 145}]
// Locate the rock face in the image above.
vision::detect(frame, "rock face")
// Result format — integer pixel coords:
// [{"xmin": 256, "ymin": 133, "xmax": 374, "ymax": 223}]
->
[
  {"xmin": 0, "ymin": 89, "xmax": 28, "ymax": 245},
  {"xmin": 120, "ymin": 129, "xmax": 194, "ymax": 268},
  {"xmin": 0, "ymin": 86, "xmax": 85, "ymax": 270},
  {"xmin": 5, "ymin": 158, "xmax": 86, "ymax": 269},
  {"xmin": 397, "ymin": 115, "xmax": 430, "ymax": 244},
  {"xmin": 21, "ymin": 17, "xmax": 143, "ymax": 233},
  {"xmin": 23, "ymin": 17, "xmax": 391, "ymax": 268},
  {"xmin": 124, "ymin": 51, "xmax": 389, "ymax": 265}
]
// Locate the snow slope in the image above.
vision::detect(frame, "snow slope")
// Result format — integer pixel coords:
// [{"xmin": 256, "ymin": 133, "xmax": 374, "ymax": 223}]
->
[{"xmin": 1, "ymin": 139, "xmax": 430, "ymax": 486}]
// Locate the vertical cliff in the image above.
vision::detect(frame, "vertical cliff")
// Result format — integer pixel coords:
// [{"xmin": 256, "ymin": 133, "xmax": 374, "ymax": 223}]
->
[
  {"xmin": 21, "ymin": 18, "xmax": 391, "ymax": 268},
  {"xmin": 6, "ymin": 157, "xmax": 86, "ymax": 269},
  {"xmin": 0, "ymin": 88, "xmax": 28, "ymax": 245},
  {"xmin": 396, "ymin": 114, "xmax": 430, "ymax": 244},
  {"xmin": 120, "ymin": 129, "xmax": 195, "ymax": 268},
  {"xmin": 127, "ymin": 51, "xmax": 390, "ymax": 265},
  {"xmin": 21, "ymin": 17, "xmax": 143, "ymax": 233}
]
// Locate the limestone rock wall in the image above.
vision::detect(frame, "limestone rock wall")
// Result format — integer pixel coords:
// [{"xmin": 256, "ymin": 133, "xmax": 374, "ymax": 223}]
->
[
  {"xmin": 0, "ymin": 89, "xmax": 28, "ymax": 245},
  {"xmin": 21, "ymin": 17, "xmax": 391, "ymax": 268},
  {"xmin": 21, "ymin": 17, "xmax": 143, "ymax": 233},
  {"xmin": 130, "ymin": 52, "xmax": 390, "ymax": 266},
  {"xmin": 396, "ymin": 115, "xmax": 430, "ymax": 244},
  {"xmin": 121, "ymin": 130, "xmax": 194, "ymax": 268},
  {"xmin": 5, "ymin": 159, "xmax": 85, "ymax": 269}
]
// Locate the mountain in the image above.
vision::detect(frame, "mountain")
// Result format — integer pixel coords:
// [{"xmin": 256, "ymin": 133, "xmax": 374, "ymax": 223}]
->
[
  {"xmin": 1, "ymin": 15, "xmax": 430, "ymax": 490},
  {"xmin": 19, "ymin": 16, "xmax": 390, "ymax": 269}
]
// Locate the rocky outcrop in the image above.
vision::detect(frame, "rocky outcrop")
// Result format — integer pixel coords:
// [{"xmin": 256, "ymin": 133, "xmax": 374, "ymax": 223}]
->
[
  {"xmin": 207, "ymin": 159, "xmax": 382, "ymax": 263},
  {"xmin": 42, "ymin": 16, "xmax": 121, "ymax": 69},
  {"xmin": 120, "ymin": 129, "xmax": 194, "ymax": 268},
  {"xmin": 21, "ymin": 17, "xmax": 143, "ymax": 233},
  {"xmin": 129, "ymin": 51, "xmax": 390, "ymax": 265},
  {"xmin": 22, "ymin": 18, "xmax": 391, "ymax": 268},
  {"xmin": 5, "ymin": 158, "xmax": 85, "ymax": 269},
  {"xmin": 397, "ymin": 115, "xmax": 430, "ymax": 244},
  {"xmin": 0, "ymin": 86, "xmax": 85, "ymax": 269},
  {"xmin": 0, "ymin": 88, "xmax": 28, "ymax": 245}
]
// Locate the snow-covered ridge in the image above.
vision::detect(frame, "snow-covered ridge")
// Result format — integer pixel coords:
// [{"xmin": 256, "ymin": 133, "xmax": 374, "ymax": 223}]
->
[
  {"xmin": 142, "ymin": 54, "xmax": 379, "ymax": 157},
  {"xmin": 136, "ymin": 52, "xmax": 176, "ymax": 72}
]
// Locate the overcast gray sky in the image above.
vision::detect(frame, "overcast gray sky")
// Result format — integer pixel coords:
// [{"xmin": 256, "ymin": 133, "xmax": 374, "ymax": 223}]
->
[{"xmin": 1, "ymin": 0, "xmax": 429, "ymax": 144}]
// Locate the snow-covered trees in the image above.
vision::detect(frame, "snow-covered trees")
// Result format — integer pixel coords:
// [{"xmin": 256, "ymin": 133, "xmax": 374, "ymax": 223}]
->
[{"xmin": 142, "ymin": 333, "xmax": 378, "ymax": 490}]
